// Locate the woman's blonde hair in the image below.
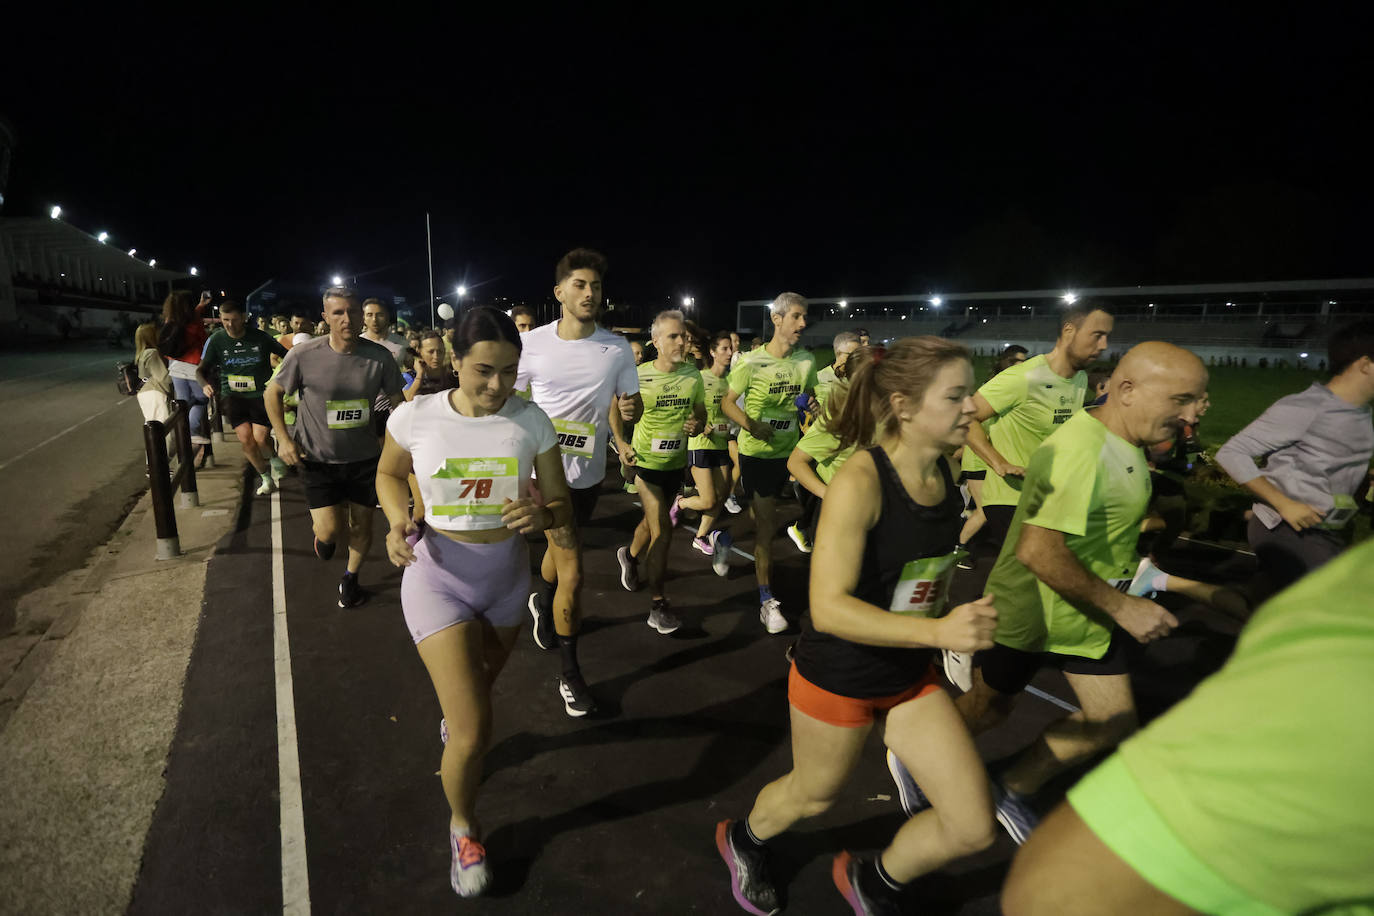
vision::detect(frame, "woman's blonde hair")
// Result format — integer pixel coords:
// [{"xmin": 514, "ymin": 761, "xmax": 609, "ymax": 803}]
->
[
  {"xmin": 134, "ymin": 320, "xmax": 159, "ymax": 356},
  {"xmin": 830, "ymin": 336, "xmax": 970, "ymax": 451}
]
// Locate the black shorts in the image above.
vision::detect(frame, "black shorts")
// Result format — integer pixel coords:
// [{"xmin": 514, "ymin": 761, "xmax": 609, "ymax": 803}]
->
[
  {"xmin": 982, "ymin": 504, "xmax": 1017, "ymax": 552},
  {"xmin": 635, "ymin": 465, "xmax": 685, "ymax": 497},
  {"xmin": 301, "ymin": 457, "xmax": 379, "ymax": 510},
  {"xmin": 688, "ymin": 449, "xmax": 732, "ymax": 469},
  {"xmin": 739, "ymin": 454, "xmax": 791, "ymax": 499},
  {"xmin": 371, "ymin": 407, "xmax": 391, "ymax": 438},
  {"xmin": 977, "ymin": 628, "xmax": 1130, "ymax": 695},
  {"xmin": 224, "ymin": 395, "xmax": 270, "ymax": 429},
  {"xmin": 569, "ymin": 484, "xmax": 600, "ymax": 528}
]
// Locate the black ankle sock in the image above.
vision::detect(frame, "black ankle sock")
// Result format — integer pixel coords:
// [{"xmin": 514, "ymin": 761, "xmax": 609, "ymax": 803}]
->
[
  {"xmin": 558, "ymin": 634, "xmax": 580, "ymax": 677},
  {"xmin": 872, "ymin": 857, "xmax": 906, "ymax": 893},
  {"xmin": 739, "ymin": 818, "xmax": 767, "ymax": 848}
]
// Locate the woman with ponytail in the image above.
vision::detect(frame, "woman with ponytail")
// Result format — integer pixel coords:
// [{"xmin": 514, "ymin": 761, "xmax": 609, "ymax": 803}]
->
[{"xmin": 716, "ymin": 336, "xmax": 1005, "ymax": 916}]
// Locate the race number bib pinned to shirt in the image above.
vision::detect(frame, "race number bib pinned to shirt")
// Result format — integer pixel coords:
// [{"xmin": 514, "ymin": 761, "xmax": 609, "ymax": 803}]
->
[
  {"xmin": 326, "ymin": 399, "xmax": 370, "ymax": 429},
  {"xmin": 761, "ymin": 406, "xmax": 796, "ymax": 436},
  {"xmin": 430, "ymin": 457, "xmax": 519, "ymax": 520},
  {"xmin": 552, "ymin": 418, "xmax": 596, "ymax": 458},
  {"xmin": 889, "ymin": 549, "xmax": 966, "ymax": 618},
  {"xmin": 227, "ymin": 374, "xmax": 256, "ymax": 393},
  {"xmin": 651, "ymin": 436, "xmax": 684, "ymax": 455},
  {"xmin": 1321, "ymin": 493, "xmax": 1358, "ymax": 531}
]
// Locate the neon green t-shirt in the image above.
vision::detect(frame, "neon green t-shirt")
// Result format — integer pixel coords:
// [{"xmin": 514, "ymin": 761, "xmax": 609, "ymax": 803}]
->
[
  {"xmin": 961, "ymin": 418, "xmax": 993, "ymax": 475},
  {"xmin": 796, "ymin": 415, "xmax": 855, "ymax": 485},
  {"xmin": 815, "ymin": 365, "xmax": 839, "ymax": 411},
  {"xmin": 726, "ymin": 346, "xmax": 819, "ymax": 460},
  {"xmin": 985, "ymin": 409, "xmax": 1151, "ymax": 658},
  {"xmin": 631, "ymin": 360, "xmax": 704, "ymax": 471},
  {"xmin": 1068, "ymin": 541, "xmax": 1374, "ymax": 915},
  {"xmin": 689, "ymin": 368, "xmax": 731, "ymax": 452},
  {"xmin": 978, "ymin": 354, "xmax": 1088, "ymax": 508}
]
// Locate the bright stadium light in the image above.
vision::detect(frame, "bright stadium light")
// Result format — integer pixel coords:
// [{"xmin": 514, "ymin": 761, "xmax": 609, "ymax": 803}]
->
[
  {"xmin": 1061, "ymin": 292, "xmax": 1077, "ymax": 304},
  {"xmin": 190, "ymin": 267, "xmax": 199, "ymax": 276},
  {"xmin": 148, "ymin": 259, "xmax": 157, "ymax": 267},
  {"xmin": 128, "ymin": 248, "xmax": 137, "ymax": 257},
  {"xmin": 332, "ymin": 275, "xmax": 344, "ymax": 285},
  {"xmin": 1300, "ymin": 352, "xmax": 1309, "ymax": 358},
  {"xmin": 838, "ymin": 300, "xmax": 848, "ymax": 309},
  {"xmin": 682, "ymin": 296, "xmax": 694, "ymax": 307},
  {"xmin": 458, "ymin": 285, "xmax": 468, "ymax": 297},
  {"xmin": 930, "ymin": 296, "xmax": 943, "ymax": 307},
  {"xmin": 97, "ymin": 231, "xmax": 109, "ymax": 243},
  {"xmin": 50, "ymin": 205, "xmax": 62, "ymax": 219}
]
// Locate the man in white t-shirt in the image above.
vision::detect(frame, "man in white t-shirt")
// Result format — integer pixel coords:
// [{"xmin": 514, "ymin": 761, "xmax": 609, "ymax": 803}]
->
[{"xmin": 517, "ymin": 248, "xmax": 642, "ymax": 717}]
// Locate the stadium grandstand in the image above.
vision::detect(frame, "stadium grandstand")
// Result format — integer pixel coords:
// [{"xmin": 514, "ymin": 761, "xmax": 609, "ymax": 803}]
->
[{"xmin": 739, "ymin": 278, "xmax": 1374, "ymax": 366}]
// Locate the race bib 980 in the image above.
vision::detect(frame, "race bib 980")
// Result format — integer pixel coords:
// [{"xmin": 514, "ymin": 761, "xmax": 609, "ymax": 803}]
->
[
  {"xmin": 552, "ymin": 418, "xmax": 596, "ymax": 458},
  {"xmin": 889, "ymin": 550, "xmax": 966, "ymax": 618},
  {"xmin": 761, "ymin": 406, "xmax": 796, "ymax": 435},
  {"xmin": 326, "ymin": 399, "xmax": 369, "ymax": 429},
  {"xmin": 430, "ymin": 457, "xmax": 518, "ymax": 518}
]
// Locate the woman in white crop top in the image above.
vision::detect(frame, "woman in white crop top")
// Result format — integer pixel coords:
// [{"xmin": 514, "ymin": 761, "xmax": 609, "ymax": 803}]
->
[{"xmin": 377, "ymin": 307, "xmax": 570, "ymax": 899}]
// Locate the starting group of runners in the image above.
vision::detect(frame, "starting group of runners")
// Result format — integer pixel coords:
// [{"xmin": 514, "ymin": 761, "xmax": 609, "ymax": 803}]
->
[{"xmin": 190, "ymin": 249, "xmax": 1374, "ymax": 913}]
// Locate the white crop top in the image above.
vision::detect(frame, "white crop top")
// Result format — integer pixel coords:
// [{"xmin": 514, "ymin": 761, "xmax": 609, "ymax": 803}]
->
[{"xmin": 387, "ymin": 390, "xmax": 558, "ymax": 532}]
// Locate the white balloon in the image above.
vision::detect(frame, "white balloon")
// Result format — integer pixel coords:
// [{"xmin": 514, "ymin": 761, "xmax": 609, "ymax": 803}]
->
[{"xmin": 437, "ymin": 302, "xmax": 454, "ymax": 321}]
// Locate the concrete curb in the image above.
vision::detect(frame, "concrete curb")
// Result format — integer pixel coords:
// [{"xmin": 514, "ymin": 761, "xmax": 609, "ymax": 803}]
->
[{"xmin": 0, "ymin": 443, "xmax": 251, "ymax": 916}]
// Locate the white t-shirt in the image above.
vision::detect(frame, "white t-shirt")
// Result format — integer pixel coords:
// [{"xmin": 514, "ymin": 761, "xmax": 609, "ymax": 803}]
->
[
  {"xmin": 516, "ymin": 321, "xmax": 639, "ymax": 489},
  {"xmin": 387, "ymin": 391, "xmax": 557, "ymax": 532}
]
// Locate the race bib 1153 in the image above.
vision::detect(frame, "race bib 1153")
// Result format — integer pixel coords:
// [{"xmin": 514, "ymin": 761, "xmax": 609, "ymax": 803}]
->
[{"xmin": 326, "ymin": 399, "xmax": 369, "ymax": 429}]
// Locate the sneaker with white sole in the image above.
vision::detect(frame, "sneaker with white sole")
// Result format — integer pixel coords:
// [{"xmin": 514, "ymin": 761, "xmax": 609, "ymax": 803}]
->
[
  {"xmin": 786, "ymin": 523, "xmax": 812, "ymax": 554},
  {"xmin": 558, "ymin": 672, "xmax": 597, "ymax": 717},
  {"xmin": 617, "ymin": 546, "xmax": 640, "ymax": 592},
  {"xmin": 1128, "ymin": 556, "xmax": 1168, "ymax": 597},
  {"xmin": 942, "ymin": 649, "xmax": 973, "ymax": 692},
  {"xmin": 528, "ymin": 591, "xmax": 556, "ymax": 650},
  {"xmin": 647, "ymin": 598, "xmax": 681, "ymax": 635},
  {"xmin": 450, "ymin": 827, "xmax": 491, "ymax": 897},
  {"xmin": 760, "ymin": 598, "xmax": 787, "ymax": 634},
  {"xmin": 255, "ymin": 475, "xmax": 277, "ymax": 496},
  {"xmin": 710, "ymin": 530, "xmax": 732, "ymax": 577},
  {"xmin": 669, "ymin": 495, "xmax": 683, "ymax": 528},
  {"xmin": 724, "ymin": 495, "xmax": 742, "ymax": 514},
  {"xmin": 992, "ymin": 780, "xmax": 1039, "ymax": 845},
  {"xmin": 885, "ymin": 749, "xmax": 931, "ymax": 817},
  {"xmin": 692, "ymin": 535, "xmax": 714, "ymax": 556}
]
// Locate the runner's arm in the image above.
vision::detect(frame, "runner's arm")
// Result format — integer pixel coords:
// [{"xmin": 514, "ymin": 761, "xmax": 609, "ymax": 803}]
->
[
  {"xmin": 527, "ymin": 446, "xmax": 572, "ymax": 532},
  {"xmin": 787, "ymin": 445, "xmax": 827, "ymax": 499},
  {"xmin": 721, "ymin": 386, "xmax": 772, "ymax": 440},
  {"xmin": 194, "ymin": 341, "xmax": 218, "ymax": 397},
  {"xmin": 376, "ymin": 432, "xmax": 419, "ymax": 566},
  {"xmin": 264, "ymin": 381, "xmax": 303, "ymax": 464},
  {"xmin": 608, "ymin": 398, "xmax": 634, "ymax": 464},
  {"xmin": 964, "ymin": 393, "xmax": 1020, "ymax": 477}
]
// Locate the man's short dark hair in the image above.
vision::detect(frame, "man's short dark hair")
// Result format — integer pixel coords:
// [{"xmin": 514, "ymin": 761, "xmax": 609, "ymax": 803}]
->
[
  {"xmin": 510, "ymin": 305, "xmax": 536, "ymax": 321},
  {"xmin": 555, "ymin": 248, "xmax": 608, "ymax": 285},
  {"xmin": 1061, "ymin": 302, "xmax": 1109, "ymax": 333},
  {"xmin": 362, "ymin": 297, "xmax": 388, "ymax": 313},
  {"xmin": 218, "ymin": 299, "xmax": 243, "ymax": 315},
  {"xmin": 1328, "ymin": 321, "xmax": 1374, "ymax": 376}
]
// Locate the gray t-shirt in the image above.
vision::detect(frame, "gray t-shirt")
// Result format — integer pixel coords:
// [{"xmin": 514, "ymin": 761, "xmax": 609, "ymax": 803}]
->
[
  {"xmin": 1216, "ymin": 382, "xmax": 1374, "ymax": 530},
  {"xmin": 274, "ymin": 336, "xmax": 405, "ymax": 463}
]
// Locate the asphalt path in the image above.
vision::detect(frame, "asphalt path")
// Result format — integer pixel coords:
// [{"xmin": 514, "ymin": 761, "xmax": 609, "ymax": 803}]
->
[
  {"xmin": 129, "ymin": 464, "xmax": 1251, "ymax": 915},
  {"xmin": 0, "ymin": 342, "xmax": 150, "ymax": 631}
]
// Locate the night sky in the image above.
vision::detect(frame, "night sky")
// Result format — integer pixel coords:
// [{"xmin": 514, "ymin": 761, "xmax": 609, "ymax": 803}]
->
[{"xmin": 4, "ymin": 8, "xmax": 1370, "ymax": 328}]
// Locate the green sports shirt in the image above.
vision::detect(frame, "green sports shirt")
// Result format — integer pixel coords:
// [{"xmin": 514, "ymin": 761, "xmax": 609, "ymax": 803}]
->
[
  {"xmin": 631, "ymin": 360, "xmax": 704, "ymax": 471},
  {"xmin": 978, "ymin": 354, "xmax": 1088, "ymax": 508},
  {"xmin": 1069, "ymin": 541, "xmax": 1374, "ymax": 915},
  {"xmin": 726, "ymin": 347, "xmax": 819, "ymax": 460},
  {"xmin": 796, "ymin": 414, "xmax": 855, "ymax": 485},
  {"xmin": 984, "ymin": 409, "xmax": 1151, "ymax": 658},
  {"xmin": 688, "ymin": 368, "xmax": 731, "ymax": 451},
  {"xmin": 815, "ymin": 365, "xmax": 839, "ymax": 411},
  {"xmin": 200, "ymin": 327, "xmax": 287, "ymax": 400}
]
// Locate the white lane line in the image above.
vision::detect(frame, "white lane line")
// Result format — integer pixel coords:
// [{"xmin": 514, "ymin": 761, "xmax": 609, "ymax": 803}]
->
[
  {"xmin": 271, "ymin": 490, "xmax": 312, "ymax": 914},
  {"xmin": 1024, "ymin": 685, "xmax": 1080, "ymax": 713},
  {"xmin": 0, "ymin": 357, "xmax": 112, "ymax": 385},
  {"xmin": 0, "ymin": 398, "xmax": 133, "ymax": 472}
]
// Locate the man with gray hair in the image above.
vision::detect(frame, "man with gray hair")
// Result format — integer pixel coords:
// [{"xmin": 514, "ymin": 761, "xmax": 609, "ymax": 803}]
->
[
  {"xmin": 722, "ymin": 292, "xmax": 819, "ymax": 634},
  {"xmin": 817, "ymin": 331, "xmax": 862, "ymax": 411}
]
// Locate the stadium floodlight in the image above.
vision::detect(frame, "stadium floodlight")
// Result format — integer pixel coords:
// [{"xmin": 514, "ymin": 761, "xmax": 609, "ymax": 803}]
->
[
  {"xmin": 97, "ymin": 231, "xmax": 109, "ymax": 243},
  {"xmin": 682, "ymin": 296, "xmax": 694, "ymax": 307},
  {"xmin": 838, "ymin": 300, "xmax": 848, "ymax": 309},
  {"xmin": 930, "ymin": 296, "xmax": 943, "ymax": 307},
  {"xmin": 148, "ymin": 259, "xmax": 157, "ymax": 267},
  {"xmin": 457, "ymin": 285, "xmax": 467, "ymax": 297},
  {"xmin": 50, "ymin": 205, "xmax": 62, "ymax": 219},
  {"xmin": 1061, "ymin": 292, "xmax": 1077, "ymax": 304},
  {"xmin": 128, "ymin": 248, "xmax": 137, "ymax": 257},
  {"xmin": 190, "ymin": 267, "xmax": 199, "ymax": 276},
  {"xmin": 332, "ymin": 275, "xmax": 344, "ymax": 286}
]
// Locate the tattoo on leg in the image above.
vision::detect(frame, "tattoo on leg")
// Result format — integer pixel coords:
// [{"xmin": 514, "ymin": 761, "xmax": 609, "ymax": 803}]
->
[{"xmin": 551, "ymin": 524, "xmax": 578, "ymax": 550}]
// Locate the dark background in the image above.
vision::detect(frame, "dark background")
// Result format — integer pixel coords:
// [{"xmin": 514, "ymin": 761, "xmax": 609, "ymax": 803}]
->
[{"xmin": 3, "ymin": 7, "xmax": 1370, "ymax": 328}]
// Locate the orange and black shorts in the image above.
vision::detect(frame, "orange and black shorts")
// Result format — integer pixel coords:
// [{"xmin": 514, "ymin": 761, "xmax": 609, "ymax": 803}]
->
[{"xmin": 787, "ymin": 662, "xmax": 942, "ymax": 728}]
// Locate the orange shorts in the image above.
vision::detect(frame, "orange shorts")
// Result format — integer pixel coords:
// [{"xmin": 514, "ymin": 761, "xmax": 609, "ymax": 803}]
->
[{"xmin": 787, "ymin": 662, "xmax": 942, "ymax": 728}]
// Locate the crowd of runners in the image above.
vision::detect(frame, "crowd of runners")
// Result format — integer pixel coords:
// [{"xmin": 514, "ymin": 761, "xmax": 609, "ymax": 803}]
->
[{"xmin": 129, "ymin": 249, "xmax": 1374, "ymax": 914}]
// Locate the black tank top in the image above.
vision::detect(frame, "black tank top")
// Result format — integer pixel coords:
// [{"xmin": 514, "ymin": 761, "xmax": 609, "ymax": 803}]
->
[{"xmin": 794, "ymin": 446, "xmax": 964, "ymax": 698}]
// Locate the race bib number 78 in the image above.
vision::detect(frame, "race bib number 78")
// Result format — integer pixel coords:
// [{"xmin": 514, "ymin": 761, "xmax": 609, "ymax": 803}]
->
[{"xmin": 431, "ymin": 457, "xmax": 518, "ymax": 518}]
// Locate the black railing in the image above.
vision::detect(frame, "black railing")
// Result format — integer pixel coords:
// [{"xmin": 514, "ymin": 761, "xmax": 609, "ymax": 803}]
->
[{"xmin": 143, "ymin": 398, "xmax": 200, "ymax": 559}]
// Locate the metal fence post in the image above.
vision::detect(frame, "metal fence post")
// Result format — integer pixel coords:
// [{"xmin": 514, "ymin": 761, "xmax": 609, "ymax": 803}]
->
[
  {"xmin": 144, "ymin": 418, "xmax": 181, "ymax": 559},
  {"xmin": 172, "ymin": 398, "xmax": 200, "ymax": 508}
]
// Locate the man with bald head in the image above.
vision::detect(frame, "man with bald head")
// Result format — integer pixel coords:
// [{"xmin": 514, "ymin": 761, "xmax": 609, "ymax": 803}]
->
[{"xmin": 890, "ymin": 342, "xmax": 1209, "ymax": 844}]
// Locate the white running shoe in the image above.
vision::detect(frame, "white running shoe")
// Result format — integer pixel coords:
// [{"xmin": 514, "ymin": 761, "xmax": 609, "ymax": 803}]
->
[
  {"xmin": 1128, "ymin": 556, "xmax": 1168, "ymax": 598},
  {"xmin": 760, "ymin": 598, "xmax": 787, "ymax": 634},
  {"xmin": 942, "ymin": 649, "xmax": 973, "ymax": 692},
  {"xmin": 724, "ymin": 495, "xmax": 742, "ymax": 514},
  {"xmin": 710, "ymin": 530, "xmax": 732, "ymax": 578},
  {"xmin": 450, "ymin": 827, "xmax": 492, "ymax": 897},
  {"xmin": 255, "ymin": 476, "xmax": 278, "ymax": 496},
  {"xmin": 786, "ymin": 523, "xmax": 812, "ymax": 554}
]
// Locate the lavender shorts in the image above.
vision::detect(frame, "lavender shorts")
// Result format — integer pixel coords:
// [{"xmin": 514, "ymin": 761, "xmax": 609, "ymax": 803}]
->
[{"xmin": 400, "ymin": 528, "xmax": 530, "ymax": 643}]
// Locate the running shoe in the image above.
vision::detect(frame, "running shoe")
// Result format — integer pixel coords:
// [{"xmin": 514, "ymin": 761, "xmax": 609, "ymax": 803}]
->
[
  {"xmin": 710, "ymin": 530, "xmax": 733, "ymax": 578},
  {"xmin": 255, "ymin": 476, "xmax": 278, "ymax": 496},
  {"xmin": 450, "ymin": 827, "xmax": 491, "ymax": 897},
  {"xmin": 692, "ymin": 535, "xmax": 715, "ymax": 556},
  {"xmin": 337, "ymin": 574, "xmax": 369, "ymax": 609},
  {"xmin": 648, "ymin": 598, "xmax": 682, "ymax": 635},
  {"xmin": 714, "ymin": 820, "xmax": 780, "ymax": 916},
  {"xmin": 558, "ymin": 672, "xmax": 597, "ymax": 717},
  {"xmin": 440, "ymin": 717, "xmax": 448, "ymax": 746},
  {"xmin": 1128, "ymin": 556, "xmax": 1168, "ymax": 598},
  {"xmin": 269, "ymin": 456, "xmax": 288, "ymax": 482},
  {"xmin": 669, "ymin": 495, "xmax": 683, "ymax": 528},
  {"xmin": 992, "ymin": 780, "xmax": 1039, "ymax": 845},
  {"xmin": 528, "ymin": 592, "xmax": 556, "ymax": 650},
  {"xmin": 624, "ymin": 482, "xmax": 637, "ymax": 494},
  {"xmin": 885, "ymin": 749, "xmax": 931, "ymax": 817},
  {"xmin": 786, "ymin": 523, "xmax": 812, "ymax": 554},
  {"xmin": 956, "ymin": 544, "xmax": 975, "ymax": 570},
  {"xmin": 832, "ymin": 851, "xmax": 903, "ymax": 915},
  {"xmin": 760, "ymin": 598, "xmax": 787, "ymax": 634},
  {"xmin": 942, "ymin": 649, "xmax": 973, "ymax": 692},
  {"xmin": 724, "ymin": 495, "xmax": 742, "ymax": 514},
  {"xmin": 617, "ymin": 546, "xmax": 641, "ymax": 592}
]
